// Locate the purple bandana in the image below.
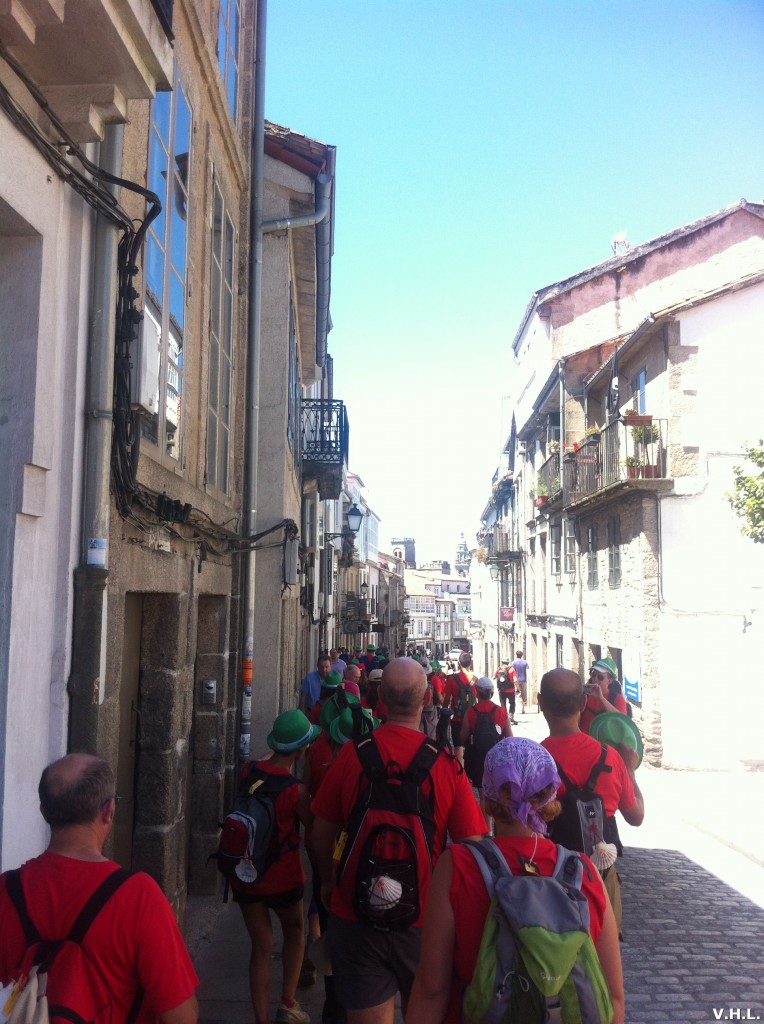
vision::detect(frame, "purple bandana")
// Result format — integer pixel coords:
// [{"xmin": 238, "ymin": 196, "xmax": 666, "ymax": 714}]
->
[{"xmin": 482, "ymin": 737, "xmax": 561, "ymax": 834}]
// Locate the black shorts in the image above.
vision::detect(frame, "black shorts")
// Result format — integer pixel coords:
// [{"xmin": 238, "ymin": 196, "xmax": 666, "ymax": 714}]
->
[
  {"xmin": 232, "ymin": 884, "xmax": 304, "ymax": 909},
  {"xmin": 327, "ymin": 914, "xmax": 422, "ymax": 1010}
]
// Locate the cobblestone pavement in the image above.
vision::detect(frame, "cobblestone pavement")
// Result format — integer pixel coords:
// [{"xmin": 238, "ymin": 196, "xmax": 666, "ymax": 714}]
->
[{"xmin": 189, "ymin": 706, "xmax": 764, "ymax": 1024}]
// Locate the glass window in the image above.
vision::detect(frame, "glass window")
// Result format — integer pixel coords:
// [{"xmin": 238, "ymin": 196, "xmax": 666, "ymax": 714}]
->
[
  {"xmin": 207, "ymin": 178, "xmax": 236, "ymax": 494},
  {"xmin": 218, "ymin": 0, "xmax": 241, "ymax": 120},
  {"xmin": 632, "ymin": 368, "xmax": 646, "ymax": 413},
  {"xmin": 550, "ymin": 524, "xmax": 562, "ymax": 576},
  {"xmin": 564, "ymin": 519, "xmax": 576, "ymax": 574},
  {"xmin": 587, "ymin": 525, "xmax": 598, "ymax": 589},
  {"xmin": 608, "ymin": 517, "xmax": 622, "ymax": 588},
  {"xmin": 142, "ymin": 76, "xmax": 191, "ymax": 462}
]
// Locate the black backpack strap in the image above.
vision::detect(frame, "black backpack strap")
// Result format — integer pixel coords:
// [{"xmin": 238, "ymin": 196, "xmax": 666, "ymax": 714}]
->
[
  {"xmin": 554, "ymin": 758, "xmax": 574, "ymax": 792},
  {"xmin": 355, "ymin": 734, "xmax": 386, "ymax": 777},
  {"xmin": 585, "ymin": 744, "xmax": 613, "ymax": 792},
  {"xmin": 408, "ymin": 738, "xmax": 441, "ymax": 782},
  {"xmin": 68, "ymin": 867, "xmax": 132, "ymax": 945},
  {"xmin": 5, "ymin": 869, "xmax": 41, "ymax": 945}
]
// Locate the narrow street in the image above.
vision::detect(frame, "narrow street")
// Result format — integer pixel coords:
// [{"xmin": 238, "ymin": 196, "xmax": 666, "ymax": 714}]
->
[{"xmin": 188, "ymin": 708, "xmax": 764, "ymax": 1023}]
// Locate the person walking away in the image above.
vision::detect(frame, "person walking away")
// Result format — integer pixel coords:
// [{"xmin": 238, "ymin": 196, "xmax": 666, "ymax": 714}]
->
[
  {"xmin": 419, "ymin": 659, "xmax": 439, "ymax": 739},
  {"xmin": 0, "ymin": 754, "xmax": 199, "ymax": 1024},
  {"xmin": 308, "ymin": 671, "xmax": 344, "ymax": 724},
  {"xmin": 232, "ymin": 710, "xmax": 320, "ymax": 1024},
  {"xmin": 494, "ymin": 658, "xmax": 518, "ymax": 723},
  {"xmin": 539, "ymin": 668, "xmax": 644, "ymax": 937},
  {"xmin": 444, "ymin": 652, "xmax": 478, "ymax": 751},
  {"xmin": 581, "ymin": 658, "xmax": 630, "ymax": 734},
  {"xmin": 511, "ymin": 650, "xmax": 530, "ymax": 714},
  {"xmin": 459, "ymin": 678, "xmax": 512, "ymax": 826},
  {"xmin": 405, "ymin": 737, "xmax": 624, "ymax": 1024},
  {"xmin": 311, "ymin": 658, "xmax": 486, "ymax": 1024}
]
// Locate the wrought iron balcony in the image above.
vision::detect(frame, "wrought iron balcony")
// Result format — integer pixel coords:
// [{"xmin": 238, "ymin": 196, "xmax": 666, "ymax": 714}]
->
[
  {"xmin": 538, "ymin": 453, "xmax": 562, "ymax": 505},
  {"xmin": 301, "ymin": 399, "xmax": 349, "ymax": 500},
  {"xmin": 563, "ymin": 418, "xmax": 668, "ymax": 506}
]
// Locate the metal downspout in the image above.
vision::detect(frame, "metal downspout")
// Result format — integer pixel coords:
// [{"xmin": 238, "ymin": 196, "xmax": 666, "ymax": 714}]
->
[
  {"xmin": 68, "ymin": 125, "xmax": 123, "ymax": 752},
  {"xmin": 240, "ymin": 0, "xmax": 267, "ymax": 746}
]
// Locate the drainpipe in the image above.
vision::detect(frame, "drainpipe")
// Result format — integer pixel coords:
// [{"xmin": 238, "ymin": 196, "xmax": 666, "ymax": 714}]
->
[
  {"xmin": 68, "ymin": 125, "xmax": 123, "ymax": 752},
  {"xmin": 240, "ymin": 0, "xmax": 268, "ymax": 750},
  {"xmin": 263, "ymin": 169, "xmax": 334, "ymax": 368}
]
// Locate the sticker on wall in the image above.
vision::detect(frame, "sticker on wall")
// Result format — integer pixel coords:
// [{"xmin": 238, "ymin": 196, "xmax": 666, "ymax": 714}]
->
[{"xmin": 86, "ymin": 538, "xmax": 107, "ymax": 567}]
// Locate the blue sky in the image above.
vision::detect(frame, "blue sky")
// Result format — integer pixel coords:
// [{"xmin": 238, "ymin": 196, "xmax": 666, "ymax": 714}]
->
[{"xmin": 266, "ymin": 0, "xmax": 764, "ymax": 565}]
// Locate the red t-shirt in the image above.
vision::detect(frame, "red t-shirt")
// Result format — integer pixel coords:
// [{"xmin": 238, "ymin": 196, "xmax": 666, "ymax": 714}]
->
[
  {"xmin": 233, "ymin": 760, "xmax": 304, "ymax": 895},
  {"xmin": 304, "ymin": 733, "xmax": 335, "ymax": 853},
  {"xmin": 445, "ymin": 672, "xmax": 478, "ymax": 726},
  {"xmin": 541, "ymin": 733, "xmax": 635, "ymax": 818},
  {"xmin": 580, "ymin": 691, "xmax": 629, "ymax": 734},
  {"xmin": 431, "ymin": 673, "xmax": 446, "ymax": 702},
  {"xmin": 443, "ymin": 837, "xmax": 607, "ymax": 1024},
  {"xmin": 311, "ymin": 725, "xmax": 487, "ymax": 925},
  {"xmin": 463, "ymin": 699, "xmax": 509, "ymax": 734},
  {"xmin": 0, "ymin": 853, "xmax": 199, "ymax": 1021}
]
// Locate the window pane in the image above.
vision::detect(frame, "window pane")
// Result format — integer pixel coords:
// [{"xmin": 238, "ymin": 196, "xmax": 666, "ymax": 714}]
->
[
  {"xmin": 224, "ymin": 213, "xmax": 234, "ymax": 286},
  {"xmin": 146, "ymin": 233, "xmax": 165, "ymax": 308},
  {"xmin": 223, "ymin": 287, "xmax": 233, "ymax": 357},
  {"xmin": 207, "ymin": 411, "xmax": 218, "ymax": 486},
  {"xmin": 227, "ymin": 63, "xmax": 238, "ymax": 115},
  {"xmin": 153, "ymin": 90, "xmax": 171, "ymax": 146},
  {"xmin": 209, "ymin": 337, "xmax": 219, "ymax": 412},
  {"xmin": 174, "ymin": 94, "xmax": 191, "ymax": 184},
  {"xmin": 210, "ymin": 259, "xmax": 221, "ymax": 339},
  {"xmin": 218, "ymin": 4, "xmax": 228, "ymax": 79},
  {"xmin": 219, "ymin": 423, "xmax": 229, "ymax": 494},
  {"xmin": 148, "ymin": 129, "xmax": 168, "ymax": 240},
  {"xmin": 169, "ymin": 269, "xmax": 185, "ymax": 332},
  {"xmin": 221, "ymin": 355, "xmax": 231, "ymax": 427},
  {"xmin": 170, "ymin": 200, "xmax": 187, "ymax": 290}
]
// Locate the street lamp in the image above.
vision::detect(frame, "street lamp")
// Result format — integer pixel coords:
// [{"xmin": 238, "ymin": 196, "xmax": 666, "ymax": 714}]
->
[
  {"xmin": 360, "ymin": 581, "xmax": 369, "ymax": 598},
  {"xmin": 325, "ymin": 502, "xmax": 364, "ymax": 539},
  {"xmin": 489, "ymin": 562, "xmax": 501, "ymax": 582}
]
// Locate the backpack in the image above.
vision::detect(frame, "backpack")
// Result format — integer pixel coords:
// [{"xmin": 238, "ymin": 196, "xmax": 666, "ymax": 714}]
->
[
  {"xmin": 453, "ymin": 675, "xmax": 478, "ymax": 719},
  {"xmin": 462, "ymin": 839, "xmax": 613, "ymax": 1024},
  {"xmin": 607, "ymin": 679, "xmax": 633, "ymax": 719},
  {"xmin": 3, "ymin": 867, "xmax": 143, "ymax": 1024},
  {"xmin": 463, "ymin": 706, "xmax": 502, "ymax": 788},
  {"xmin": 335, "ymin": 735, "xmax": 442, "ymax": 931},
  {"xmin": 548, "ymin": 746, "xmax": 621, "ymax": 860},
  {"xmin": 496, "ymin": 669, "xmax": 513, "ymax": 693},
  {"xmin": 214, "ymin": 764, "xmax": 298, "ymax": 893}
]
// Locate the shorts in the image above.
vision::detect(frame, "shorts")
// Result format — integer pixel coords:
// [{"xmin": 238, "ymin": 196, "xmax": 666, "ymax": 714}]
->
[
  {"xmin": 517, "ymin": 680, "xmax": 527, "ymax": 702},
  {"xmin": 327, "ymin": 914, "xmax": 422, "ymax": 1010},
  {"xmin": 232, "ymin": 884, "xmax": 304, "ymax": 909}
]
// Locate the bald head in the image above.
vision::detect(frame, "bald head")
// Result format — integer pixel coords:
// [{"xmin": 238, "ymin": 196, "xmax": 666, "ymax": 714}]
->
[
  {"xmin": 39, "ymin": 753, "xmax": 114, "ymax": 828},
  {"xmin": 539, "ymin": 668, "xmax": 585, "ymax": 719},
  {"xmin": 379, "ymin": 657, "xmax": 427, "ymax": 717}
]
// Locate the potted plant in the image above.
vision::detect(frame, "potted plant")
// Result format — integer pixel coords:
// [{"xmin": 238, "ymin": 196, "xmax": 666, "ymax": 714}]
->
[
  {"xmin": 632, "ymin": 423, "xmax": 660, "ymax": 477},
  {"xmin": 534, "ymin": 483, "xmax": 550, "ymax": 508},
  {"xmin": 631, "ymin": 423, "xmax": 660, "ymax": 446},
  {"xmin": 622, "ymin": 410, "xmax": 653, "ymax": 427},
  {"xmin": 625, "ymin": 454, "xmax": 642, "ymax": 479},
  {"xmin": 548, "ymin": 440, "xmax": 560, "ymax": 455},
  {"xmin": 583, "ymin": 425, "xmax": 602, "ymax": 443}
]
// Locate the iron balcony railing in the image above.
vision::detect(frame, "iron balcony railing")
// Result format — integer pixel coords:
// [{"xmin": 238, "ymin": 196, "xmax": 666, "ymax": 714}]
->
[
  {"xmin": 564, "ymin": 418, "xmax": 668, "ymax": 504},
  {"xmin": 301, "ymin": 399, "xmax": 349, "ymax": 467},
  {"xmin": 539, "ymin": 454, "xmax": 562, "ymax": 502}
]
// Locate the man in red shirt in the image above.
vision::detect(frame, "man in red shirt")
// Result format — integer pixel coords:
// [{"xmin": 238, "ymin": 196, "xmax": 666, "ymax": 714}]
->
[
  {"xmin": 539, "ymin": 668, "xmax": 644, "ymax": 934},
  {"xmin": 311, "ymin": 657, "xmax": 486, "ymax": 1024},
  {"xmin": 443, "ymin": 652, "xmax": 478, "ymax": 748},
  {"xmin": 0, "ymin": 754, "xmax": 198, "ymax": 1024}
]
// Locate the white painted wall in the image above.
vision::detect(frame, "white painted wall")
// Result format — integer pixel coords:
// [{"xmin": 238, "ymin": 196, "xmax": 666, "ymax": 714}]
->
[{"xmin": 0, "ymin": 118, "xmax": 92, "ymax": 868}]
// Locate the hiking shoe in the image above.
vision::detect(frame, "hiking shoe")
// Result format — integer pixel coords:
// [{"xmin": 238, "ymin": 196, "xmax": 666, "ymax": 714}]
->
[
  {"xmin": 298, "ymin": 955, "xmax": 317, "ymax": 987},
  {"xmin": 275, "ymin": 1002, "xmax": 310, "ymax": 1024}
]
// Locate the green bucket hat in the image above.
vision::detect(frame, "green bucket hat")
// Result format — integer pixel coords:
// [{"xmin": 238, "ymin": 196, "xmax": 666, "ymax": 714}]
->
[
  {"xmin": 367, "ymin": 643, "xmax": 376, "ymax": 652},
  {"xmin": 320, "ymin": 692, "xmax": 360, "ymax": 732},
  {"xmin": 320, "ymin": 670, "xmax": 343, "ymax": 691},
  {"xmin": 267, "ymin": 709, "xmax": 319, "ymax": 752},
  {"xmin": 589, "ymin": 712, "xmax": 643, "ymax": 768},
  {"xmin": 591, "ymin": 658, "xmax": 619, "ymax": 681},
  {"xmin": 329, "ymin": 706, "xmax": 377, "ymax": 746}
]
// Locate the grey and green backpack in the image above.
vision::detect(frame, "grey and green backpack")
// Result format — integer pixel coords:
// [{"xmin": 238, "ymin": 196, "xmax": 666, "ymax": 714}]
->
[{"xmin": 461, "ymin": 839, "xmax": 613, "ymax": 1024}]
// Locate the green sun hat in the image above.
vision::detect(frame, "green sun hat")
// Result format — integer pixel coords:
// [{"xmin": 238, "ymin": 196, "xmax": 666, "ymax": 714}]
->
[
  {"xmin": 329, "ymin": 706, "xmax": 377, "ymax": 745},
  {"xmin": 589, "ymin": 712, "xmax": 643, "ymax": 768},
  {"xmin": 320, "ymin": 670, "xmax": 343, "ymax": 691},
  {"xmin": 591, "ymin": 657, "xmax": 619, "ymax": 681},
  {"xmin": 320, "ymin": 692, "xmax": 361, "ymax": 732},
  {"xmin": 267, "ymin": 709, "xmax": 319, "ymax": 752}
]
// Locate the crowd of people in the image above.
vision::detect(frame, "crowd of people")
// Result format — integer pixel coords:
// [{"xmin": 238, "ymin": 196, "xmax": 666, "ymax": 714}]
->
[{"xmin": 0, "ymin": 647, "xmax": 643, "ymax": 1024}]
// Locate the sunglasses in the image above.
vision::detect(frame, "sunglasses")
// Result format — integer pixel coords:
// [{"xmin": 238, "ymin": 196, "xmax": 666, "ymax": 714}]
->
[{"xmin": 589, "ymin": 671, "xmax": 607, "ymax": 682}]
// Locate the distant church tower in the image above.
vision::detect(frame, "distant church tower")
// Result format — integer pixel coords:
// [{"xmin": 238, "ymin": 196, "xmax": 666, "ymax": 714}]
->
[
  {"xmin": 455, "ymin": 533, "xmax": 469, "ymax": 577},
  {"xmin": 391, "ymin": 537, "xmax": 416, "ymax": 569}
]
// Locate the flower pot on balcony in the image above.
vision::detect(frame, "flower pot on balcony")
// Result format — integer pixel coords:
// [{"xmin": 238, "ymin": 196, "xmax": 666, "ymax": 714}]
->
[
  {"xmin": 535, "ymin": 495, "xmax": 549, "ymax": 509},
  {"xmin": 642, "ymin": 464, "xmax": 659, "ymax": 479},
  {"xmin": 626, "ymin": 465, "xmax": 642, "ymax": 479},
  {"xmin": 623, "ymin": 413, "xmax": 653, "ymax": 427}
]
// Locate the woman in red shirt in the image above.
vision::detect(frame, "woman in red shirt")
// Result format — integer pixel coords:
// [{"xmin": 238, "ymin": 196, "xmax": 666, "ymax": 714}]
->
[
  {"xmin": 406, "ymin": 737, "xmax": 624, "ymax": 1024},
  {"xmin": 581, "ymin": 658, "xmax": 629, "ymax": 734}
]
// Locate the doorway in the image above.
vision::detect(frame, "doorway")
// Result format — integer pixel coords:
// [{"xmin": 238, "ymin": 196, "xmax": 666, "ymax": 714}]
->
[{"xmin": 113, "ymin": 593, "xmax": 142, "ymax": 868}]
